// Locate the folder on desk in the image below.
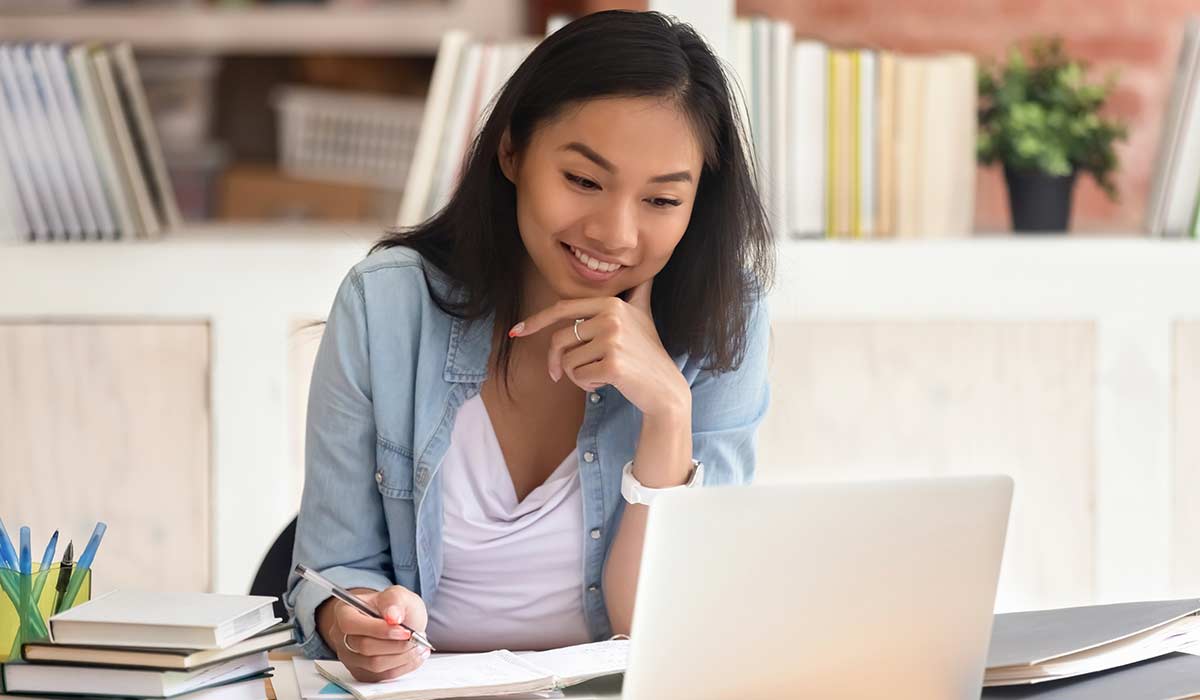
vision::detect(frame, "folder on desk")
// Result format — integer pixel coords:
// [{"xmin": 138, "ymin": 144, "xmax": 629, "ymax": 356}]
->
[
  {"xmin": 985, "ymin": 599, "xmax": 1200, "ymax": 686},
  {"xmin": 982, "ymin": 652, "xmax": 1200, "ymax": 699}
]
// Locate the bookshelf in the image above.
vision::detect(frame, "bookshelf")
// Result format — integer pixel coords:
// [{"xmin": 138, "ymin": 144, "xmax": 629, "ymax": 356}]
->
[{"xmin": 0, "ymin": 1, "xmax": 525, "ymax": 54}]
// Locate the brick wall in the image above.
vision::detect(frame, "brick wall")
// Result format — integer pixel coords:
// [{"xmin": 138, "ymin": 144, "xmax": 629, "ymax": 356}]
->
[{"xmin": 536, "ymin": 0, "xmax": 1187, "ymax": 234}]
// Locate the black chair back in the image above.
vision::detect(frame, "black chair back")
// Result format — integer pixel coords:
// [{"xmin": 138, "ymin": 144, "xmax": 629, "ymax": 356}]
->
[{"xmin": 249, "ymin": 517, "xmax": 297, "ymax": 622}]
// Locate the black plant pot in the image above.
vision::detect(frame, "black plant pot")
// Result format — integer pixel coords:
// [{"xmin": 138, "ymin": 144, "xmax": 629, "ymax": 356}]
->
[{"xmin": 1004, "ymin": 166, "xmax": 1078, "ymax": 233}]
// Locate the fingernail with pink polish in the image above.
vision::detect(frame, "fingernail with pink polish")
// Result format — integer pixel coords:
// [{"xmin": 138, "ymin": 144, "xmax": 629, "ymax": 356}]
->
[{"xmin": 508, "ymin": 322, "xmax": 524, "ymax": 337}]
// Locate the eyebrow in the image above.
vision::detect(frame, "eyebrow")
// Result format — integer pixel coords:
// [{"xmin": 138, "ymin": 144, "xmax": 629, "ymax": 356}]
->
[{"xmin": 560, "ymin": 141, "xmax": 693, "ymax": 184}]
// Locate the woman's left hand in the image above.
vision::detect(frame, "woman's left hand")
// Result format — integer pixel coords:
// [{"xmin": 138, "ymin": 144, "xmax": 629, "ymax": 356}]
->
[{"xmin": 509, "ymin": 278, "xmax": 690, "ymax": 420}]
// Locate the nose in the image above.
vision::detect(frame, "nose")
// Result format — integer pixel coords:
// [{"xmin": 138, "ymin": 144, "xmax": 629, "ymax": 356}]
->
[{"xmin": 582, "ymin": 196, "xmax": 638, "ymax": 255}]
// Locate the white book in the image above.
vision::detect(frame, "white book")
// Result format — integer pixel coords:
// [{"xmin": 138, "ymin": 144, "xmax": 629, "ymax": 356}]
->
[
  {"xmin": 0, "ymin": 134, "xmax": 30, "ymax": 242},
  {"xmin": 316, "ymin": 639, "xmax": 629, "ymax": 700},
  {"xmin": 427, "ymin": 40, "xmax": 483, "ymax": 218},
  {"xmin": 0, "ymin": 62, "xmax": 42, "ymax": 241},
  {"xmin": 0, "ymin": 45, "xmax": 67, "ymax": 239},
  {"xmin": 919, "ymin": 55, "xmax": 969, "ymax": 238},
  {"xmin": 9, "ymin": 44, "xmax": 84, "ymax": 240},
  {"xmin": 91, "ymin": 46, "xmax": 159, "ymax": 239},
  {"xmin": 41, "ymin": 43, "xmax": 117, "ymax": 239},
  {"xmin": 893, "ymin": 55, "xmax": 927, "ymax": 238},
  {"xmin": 1160, "ymin": 22, "xmax": 1200, "ymax": 238},
  {"xmin": 69, "ymin": 43, "xmax": 139, "ymax": 240},
  {"xmin": 397, "ymin": 30, "xmax": 469, "ymax": 227},
  {"xmin": 857, "ymin": 49, "xmax": 877, "ymax": 238},
  {"xmin": 1, "ymin": 651, "xmax": 270, "ymax": 698},
  {"xmin": 949, "ymin": 52, "xmax": 978, "ymax": 236},
  {"xmin": 0, "ymin": 676, "xmax": 268, "ymax": 700},
  {"xmin": 1146, "ymin": 18, "xmax": 1200, "ymax": 236},
  {"xmin": 30, "ymin": 43, "xmax": 100, "ymax": 239},
  {"xmin": 769, "ymin": 18, "xmax": 792, "ymax": 239},
  {"xmin": 789, "ymin": 40, "xmax": 827, "ymax": 239},
  {"xmin": 49, "ymin": 590, "xmax": 279, "ymax": 650},
  {"xmin": 750, "ymin": 17, "xmax": 772, "ymax": 199},
  {"xmin": 113, "ymin": 42, "xmax": 182, "ymax": 233}
]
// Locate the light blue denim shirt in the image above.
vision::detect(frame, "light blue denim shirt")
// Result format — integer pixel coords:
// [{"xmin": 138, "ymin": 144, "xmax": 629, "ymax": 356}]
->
[{"xmin": 284, "ymin": 245, "xmax": 770, "ymax": 659}]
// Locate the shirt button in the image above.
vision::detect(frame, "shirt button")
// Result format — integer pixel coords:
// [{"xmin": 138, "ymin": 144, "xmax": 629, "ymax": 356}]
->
[
  {"xmin": 588, "ymin": 584, "xmax": 599, "ymax": 593},
  {"xmin": 589, "ymin": 392, "xmax": 601, "ymax": 404},
  {"xmin": 583, "ymin": 451, "xmax": 595, "ymax": 463},
  {"xmin": 375, "ymin": 472, "xmax": 383, "ymax": 484},
  {"xmin": 590, "ymin": 528, "xmax": 601, "ymax": 540}
]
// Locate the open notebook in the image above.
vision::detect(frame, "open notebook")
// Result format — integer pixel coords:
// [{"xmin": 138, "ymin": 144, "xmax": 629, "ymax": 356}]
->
[{"xmin": 314, "ymin": 640, "xmax": 628, "ymax": 700}]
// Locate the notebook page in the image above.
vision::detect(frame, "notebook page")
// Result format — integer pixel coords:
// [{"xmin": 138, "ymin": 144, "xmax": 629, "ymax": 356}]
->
[
  {"xmin": 520, "ymin": 640, "xmax": 630, "ymax": 686},
  {"xmin": 315, "ymin": 651, "xmax": 553, "ymax": 700}
]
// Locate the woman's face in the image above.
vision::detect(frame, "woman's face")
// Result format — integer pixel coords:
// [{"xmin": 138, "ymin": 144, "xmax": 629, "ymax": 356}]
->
[{"xmin": 500, "ymin": 96, "xmax": 705, "ymax": 300}]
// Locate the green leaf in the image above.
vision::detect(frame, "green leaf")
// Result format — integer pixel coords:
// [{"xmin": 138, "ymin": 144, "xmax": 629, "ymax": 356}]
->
[{"xmin": 977, "ymin": 34, "xmax": 1128, "ymax": 201}]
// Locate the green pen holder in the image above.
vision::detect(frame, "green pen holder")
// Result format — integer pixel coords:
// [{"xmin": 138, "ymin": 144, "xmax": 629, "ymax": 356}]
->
[{"xmin": 0, "ymin": 565, "xmax": 91, "ymax": 662}]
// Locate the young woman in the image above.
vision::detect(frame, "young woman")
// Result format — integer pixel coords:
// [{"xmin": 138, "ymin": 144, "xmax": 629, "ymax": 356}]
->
[{"xmin": 285, "ymin": 9, "xmax": 775, "ymax": 683}]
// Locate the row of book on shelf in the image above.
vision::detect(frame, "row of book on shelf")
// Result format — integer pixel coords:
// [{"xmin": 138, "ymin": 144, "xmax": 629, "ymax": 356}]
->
[
  {"xmin": 397, "ymin": 18, "xmax": 977, "ymax": 240},
  {"xmin": 731, "ymin": 16, "xmax": 977, "ymax": 240},
  {"xmin": 0, "ymin": 42, "xmax": 181, "ymax": 243},
  {"xmin": 1146, "ymin": 16, "xmax": 1200, "ymax": 239}
]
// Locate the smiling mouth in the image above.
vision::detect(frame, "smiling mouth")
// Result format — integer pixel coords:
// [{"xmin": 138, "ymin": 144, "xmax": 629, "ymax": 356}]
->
[{"xmin": 562, "ymin": 242, "xmax": 625, "ymax": 272}]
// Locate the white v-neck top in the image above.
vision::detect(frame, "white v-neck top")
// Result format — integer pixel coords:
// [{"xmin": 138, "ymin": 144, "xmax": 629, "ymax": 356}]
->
[{"xmin": 423, "ymin": 393, "xmax": 591, "ymax": 652}]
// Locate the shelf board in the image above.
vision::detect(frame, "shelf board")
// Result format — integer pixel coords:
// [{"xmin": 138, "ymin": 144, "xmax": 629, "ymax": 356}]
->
[{"xmin": 0, "ymin": 0, "xmax": 525, "ymax": 54}]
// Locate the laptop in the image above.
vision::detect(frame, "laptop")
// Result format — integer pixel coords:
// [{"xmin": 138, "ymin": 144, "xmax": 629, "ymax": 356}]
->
[{"xmin": 621, "ymin": 475, "xmax": 1013, "ymax": 700}]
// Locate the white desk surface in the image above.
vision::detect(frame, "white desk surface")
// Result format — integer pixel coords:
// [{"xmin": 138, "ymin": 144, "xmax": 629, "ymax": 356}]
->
[{"xmin": 267, "ymin": 658, "xmax": 623, "ymax": 700}]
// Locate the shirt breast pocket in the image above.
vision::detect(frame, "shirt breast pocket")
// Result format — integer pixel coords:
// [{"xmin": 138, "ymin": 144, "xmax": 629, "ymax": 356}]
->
[{"xmin": 375, "ymin": 438, "xmax": 418, "ymax": 570}]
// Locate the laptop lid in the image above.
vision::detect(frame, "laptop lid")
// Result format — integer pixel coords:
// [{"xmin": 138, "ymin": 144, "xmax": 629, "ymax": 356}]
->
[{"xmin": 623, "ymin": 475, "xmax": 1013, "ymax": 700}]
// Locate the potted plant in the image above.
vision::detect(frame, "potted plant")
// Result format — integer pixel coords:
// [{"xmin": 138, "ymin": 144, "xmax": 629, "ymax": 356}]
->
[{"xmin": 977, "ymin": 37, "xmax": 1128, "ymax": 233}]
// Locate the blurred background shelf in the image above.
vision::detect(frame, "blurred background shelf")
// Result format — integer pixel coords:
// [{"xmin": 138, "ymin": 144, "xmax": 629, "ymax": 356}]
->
[{"xmin": 0, "ymin": 1, "xmax": 525, "ymax": 54}]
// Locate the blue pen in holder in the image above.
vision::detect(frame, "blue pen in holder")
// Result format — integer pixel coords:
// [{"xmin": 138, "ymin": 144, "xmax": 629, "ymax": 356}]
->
[{"xmin": 0, "ymin": 564, "xmax": 92, "ymax": 662}]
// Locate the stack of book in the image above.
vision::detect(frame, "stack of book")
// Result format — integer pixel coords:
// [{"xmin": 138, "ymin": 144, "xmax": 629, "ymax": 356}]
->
[
  {"xmin": 731, "ymin": 16, "xmax": 978, "ymax": 240},
  {"xmin": 0, "ymin": 42, "xmax": 182, "ymax": 243},
  {"xmin": 1146, "ymin": 17, "xmax": 1200, "ymax": 239},
  {"xmin": 0, "ymin": 591, "xmax": 293, "ymax": 700}
]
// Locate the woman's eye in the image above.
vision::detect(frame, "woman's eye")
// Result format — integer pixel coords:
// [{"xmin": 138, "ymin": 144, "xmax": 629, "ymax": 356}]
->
[
  {"xmin": 648, "ymin": 197, "xmax": 682, "ymax": 208},
  {"xmin": 565, "ymin": 173, "xmax": 600, "ymax": 190}
]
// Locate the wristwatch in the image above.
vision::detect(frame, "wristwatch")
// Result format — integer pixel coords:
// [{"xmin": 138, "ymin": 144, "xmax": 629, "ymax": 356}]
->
[{"xmin": 620, "ymin": 459, "xmax": 704, "ymax": 506}]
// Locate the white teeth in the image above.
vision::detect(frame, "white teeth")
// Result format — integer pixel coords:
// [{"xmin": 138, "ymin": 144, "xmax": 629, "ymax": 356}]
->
[{"xmin": 569, "ymin": 245, "xmax": 621, "ymax": 273}]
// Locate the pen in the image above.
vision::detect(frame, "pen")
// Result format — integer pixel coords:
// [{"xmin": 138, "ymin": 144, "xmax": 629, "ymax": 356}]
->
[
  {"xmin": 53, "ymin": 541, "xmax": 74, "ymax": 615},
  {"xmin": 63, "ymin": 522, "xmax": 106, "ymax": 610},
  {"xmin": 31, "ymin": 530, "xmax": 58, "ymax": 600},
  {"xmin": 18, "ymin": 527, "xmax": 30, "ymax": 575},
  {"xmin": 0, "ymin": 518, "xmax": 17, "ymax": 569},
  {"xmin": 293, "ymin": 564, "xmax": 435, "ymax": 651}
]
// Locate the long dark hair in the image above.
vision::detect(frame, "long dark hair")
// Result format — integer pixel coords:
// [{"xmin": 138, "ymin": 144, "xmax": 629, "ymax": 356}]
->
[{"xmin": 374, "ymin": 10, "xmax": 774, "ymax": 384}]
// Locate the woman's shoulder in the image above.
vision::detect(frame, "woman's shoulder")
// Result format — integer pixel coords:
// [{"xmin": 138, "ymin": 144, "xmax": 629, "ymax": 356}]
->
[{"xmin": 347, "ymin": 245, "xmax": 454, "ymax": 302}]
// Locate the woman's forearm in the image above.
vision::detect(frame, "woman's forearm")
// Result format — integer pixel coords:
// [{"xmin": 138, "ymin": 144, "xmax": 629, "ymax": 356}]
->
[{"xmin": 602, "ymin": 406, "xmax": 693, "ymax": 635}]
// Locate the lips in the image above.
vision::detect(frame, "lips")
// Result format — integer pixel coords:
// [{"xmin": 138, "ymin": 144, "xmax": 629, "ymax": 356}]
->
[{"xmin": 561, "ymin": 242, "xmax": 624, "ymax": 282}]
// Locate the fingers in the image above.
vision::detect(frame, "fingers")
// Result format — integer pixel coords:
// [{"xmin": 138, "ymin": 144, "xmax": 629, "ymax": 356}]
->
[
  {"xmin": 345, "ymin": 642, "xmax": 430, "ymax": 683},
  {"xmin": 509, "ymin": 298, "xmax": 612, "ymax": 338},
  {"xmin": 336, "ymin": 586, "xmax": 427, "ymax": 642},
  {"xmin": 572, "ymin": 357, "xmax": 613, "ymax": 391},
  {"xmin": 561, "ymin": 341, "xmax": 607, "ymax": 389},
  {"xmin": 344, "ymin": 634, "xmax": 420, "ymax": 657},
  {"xmin": 335, "ymin": 601, "xmax": 407, "ymax": 641},
  {"xmin": 546, "ymin": 320, "xmax": 598, "ymax": 382},
  {"xmin": 374, "ymin": 585, "xmax": 428, "ymax": 632}
]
